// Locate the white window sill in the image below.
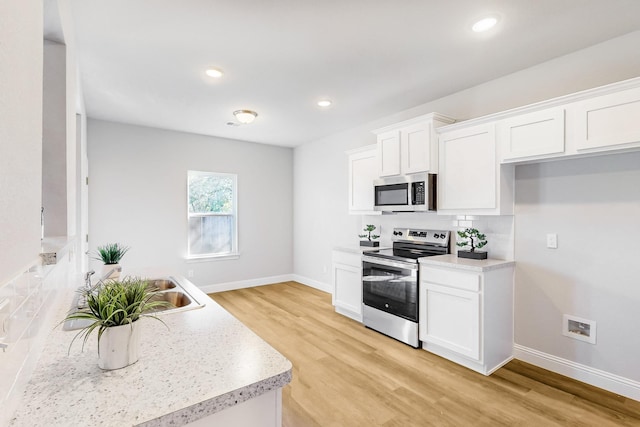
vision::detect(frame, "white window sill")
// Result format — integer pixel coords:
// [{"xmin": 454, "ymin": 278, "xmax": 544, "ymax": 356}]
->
[{"xmin": 185, "ymin": 253, "xmax": 240, "ymax": 263}]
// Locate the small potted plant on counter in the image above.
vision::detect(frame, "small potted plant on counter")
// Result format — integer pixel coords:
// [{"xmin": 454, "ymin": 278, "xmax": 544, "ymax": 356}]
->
[
  {"xmin": 93, "ymin": 242, "xmax": 129, "ymax": 280},
  {"xmin": 62, "ymin": 277, "xmax": 169, "ymax": 370},
  {"xmin": 359, "ymin": 224, "xmax": 380, "ymax": 247},
  {"xmin": 456, "ymin": 228, "xmax": 488, "ymax": 260}
]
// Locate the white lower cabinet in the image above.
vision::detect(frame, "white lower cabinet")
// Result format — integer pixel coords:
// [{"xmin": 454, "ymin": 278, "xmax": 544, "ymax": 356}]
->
[
  {"xmin": 332, "ymin": 249, "xmax": 363, "ymax": 322},
  {"xmin": 419, "ymin": 257, "xmax": 514, "ymax": 375},
  {"xmin": 421, "ymin": 282, "xmax": 481, "ymax": 361}
]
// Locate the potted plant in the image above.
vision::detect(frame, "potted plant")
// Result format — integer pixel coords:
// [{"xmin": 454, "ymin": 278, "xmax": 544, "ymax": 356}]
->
[
  {"xmin": 359, "ymin": 224, "xmax": 380, "ymax": 247},
  {"xmin": 63, "ymin": 277, "xmax": 169, "ymax": 370},
  {"xmin": 456, "ymin": 228, "xmax": 488, "ymax": 260},
  {"xmin": 93, "ymin": 243, "xmax": 129, "ymax": 280}
]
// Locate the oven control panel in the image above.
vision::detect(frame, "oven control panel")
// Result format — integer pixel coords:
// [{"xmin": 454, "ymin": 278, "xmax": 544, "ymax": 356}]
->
[{"xmin": 392, "ymin": 228, "xmax": 450, "ymax": 245}]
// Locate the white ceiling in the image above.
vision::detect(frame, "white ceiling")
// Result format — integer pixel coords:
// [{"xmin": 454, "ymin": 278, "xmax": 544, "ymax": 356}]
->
[{"xmin": 69, "ymin": 0, "xmax": 640, "ymax": 147}]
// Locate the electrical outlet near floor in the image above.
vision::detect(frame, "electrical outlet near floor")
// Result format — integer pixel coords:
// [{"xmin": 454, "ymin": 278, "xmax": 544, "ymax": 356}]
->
[
  {"xmin": 187, "ymin": 269, "xmax": 194, "ymax": 278},
  {"xmin": 546, "ymin": 233, "xmax": 558, "ymax": 249},
  {"xmin": 562, "ymin": 314, "xmax": 596, "ymax": 344}
]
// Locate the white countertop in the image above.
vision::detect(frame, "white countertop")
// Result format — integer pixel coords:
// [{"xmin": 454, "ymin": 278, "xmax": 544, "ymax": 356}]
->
[
  {"xmin": 333, "ymin": 244, "xmax": 390, "ymax": 254},
  {"xmin": 419, "ymin": 254, "xmax": 515, "ymax": 272},
  {"xmin": 9, "ymin": 278, "xmax": 292, "ymax": 427}
]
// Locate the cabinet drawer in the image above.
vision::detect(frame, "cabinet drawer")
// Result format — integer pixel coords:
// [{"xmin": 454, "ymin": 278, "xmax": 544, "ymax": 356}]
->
[
  {"xmin": 332, "ymin": 250, "xmax": 362, "ymax": 268},
  {"xmin": 420, "ymin": 266, "xmax": 480, "ymax": 292}
]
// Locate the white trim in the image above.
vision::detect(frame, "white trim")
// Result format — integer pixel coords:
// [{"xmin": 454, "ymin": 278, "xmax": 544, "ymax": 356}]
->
[
  {"xmin": 199, "ymin": 274, "xmax": 332, "ymax": 295},
  {"xmin": 513, "ymin": 344, "xmax": 640, "ymax": 401},
  {"xmin": 200, "ymin": 274, "xmax": 295, "ymax": 294},
  {"xmin": 437, "ymin": 75, "xmax": 640, "ymax": 132},
  {"xmin": 290, "ymin": 274, "xmax": 332, "ymax": 294},
  {"xmin": 185, "ymin": 253, "xmax": 240, "ymax": 263}
]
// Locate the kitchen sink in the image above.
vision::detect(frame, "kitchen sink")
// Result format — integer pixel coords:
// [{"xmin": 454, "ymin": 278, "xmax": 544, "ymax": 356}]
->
[
  {"xmin": 147, "ymin": 291, "xmax": 192, "ymax": 312},
  {"xmin": 62, "ymin": 276, "xmax": 205, "ymax": 331},
  {"xmin": 146, "ymin": 279, "xmax": 177, "ymax": 291}
]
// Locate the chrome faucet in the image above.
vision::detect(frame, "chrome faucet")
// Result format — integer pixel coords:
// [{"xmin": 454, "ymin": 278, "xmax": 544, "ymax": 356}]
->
[
  {"xmin": 84, "ymin": 270, "xmax": 95, "ymax": 289},
  {"xmin": 81, "ymin": 266, "xmax": 121, "ymax": 295}
]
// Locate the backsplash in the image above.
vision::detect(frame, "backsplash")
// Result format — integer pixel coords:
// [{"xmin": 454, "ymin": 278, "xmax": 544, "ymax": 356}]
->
[
  {"xmin": 361, "ymin": 213, "xmax": 514, "ymax": 260},
  {"xmin": 0, "ymin": 243, "xmax": 75, "ymax": 425}
]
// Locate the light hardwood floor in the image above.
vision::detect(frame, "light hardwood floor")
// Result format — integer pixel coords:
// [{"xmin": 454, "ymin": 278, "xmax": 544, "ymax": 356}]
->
[{"xmin": 209, "ymin": 282, "xmax": 640, "ymax": 426}]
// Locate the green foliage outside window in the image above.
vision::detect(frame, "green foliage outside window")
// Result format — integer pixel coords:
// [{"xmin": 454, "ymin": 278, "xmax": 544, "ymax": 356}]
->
[{"xmin": 188, "ymin": 172, "xmax": 233, "ymax": 214}]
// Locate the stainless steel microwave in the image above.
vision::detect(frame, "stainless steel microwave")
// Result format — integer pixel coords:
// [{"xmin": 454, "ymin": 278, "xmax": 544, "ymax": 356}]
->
[{"xmin": 373, "ymin": 173, "xmax": 436, "ymax": 212}]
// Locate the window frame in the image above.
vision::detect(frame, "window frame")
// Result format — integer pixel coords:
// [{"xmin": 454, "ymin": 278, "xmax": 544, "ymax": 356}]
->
[{"xmin": 186, "ymin": 170, "xmax": 238, "ymax": 260}]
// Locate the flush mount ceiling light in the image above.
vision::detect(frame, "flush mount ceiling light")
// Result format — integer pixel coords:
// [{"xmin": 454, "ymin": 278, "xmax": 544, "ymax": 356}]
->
[
  {"xmin": 472, "ymin": 16, "xmax": 498, "ymax": 32},
  {"xmin": 317, "ymin": 99, "xmax": 332, "ymax": 108},
  {"xmin": 233, "ymin": 109, "xmax": 258, "ymax": 124},
  {"xmin": 205, "ymin": 68, "xmax": 224, "ymax": 78}
]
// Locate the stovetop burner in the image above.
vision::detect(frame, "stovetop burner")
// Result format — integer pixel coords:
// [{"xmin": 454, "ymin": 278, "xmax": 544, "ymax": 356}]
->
[{"xmin": 365, "ymin": 228, "xmax": 450, "ymax": 263}]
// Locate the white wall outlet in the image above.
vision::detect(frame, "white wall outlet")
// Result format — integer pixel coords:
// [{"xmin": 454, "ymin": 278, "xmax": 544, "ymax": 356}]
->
[
  {"xmin": 546, "ymin": 233, "xmax": 558, "ymax": 249},
  {"xmin": 562, "ymin": 314, "xmax": 596, "ymax": 344},
  {"xmin": 187, "ymin": 269, "xmax": 194, "ymax": 278},
  {"xmin": 322, "ymin": 265, "xmax": 327, "ymax": 274}
]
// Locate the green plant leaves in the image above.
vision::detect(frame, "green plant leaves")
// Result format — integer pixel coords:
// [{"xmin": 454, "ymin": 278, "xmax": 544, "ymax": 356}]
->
[
  {"xmin": 93, "ymin": 243, "xmax": 130, "ymax": 264},
  {"xmin": 62, "ymin": 277, "xmax": 170, "ymax": 354}
]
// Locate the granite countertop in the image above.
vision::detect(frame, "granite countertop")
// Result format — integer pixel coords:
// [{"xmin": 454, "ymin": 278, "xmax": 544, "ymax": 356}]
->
[
  {"xmin": 9, "ymin": 278, "xmax": 292, "ymax": 427},
  {"xmin": 419, "ymin": 254, "xmax": 515, "ymax": 272}
]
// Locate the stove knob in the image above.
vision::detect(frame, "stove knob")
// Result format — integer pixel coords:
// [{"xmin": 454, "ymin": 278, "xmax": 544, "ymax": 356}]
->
[
  {"xmin": 397, "ymin": 231, "xmax": 403, "ymax": 236},
  {"xmin": 393, "ymin": 231, "xmax": 398, "ymax": 236}
]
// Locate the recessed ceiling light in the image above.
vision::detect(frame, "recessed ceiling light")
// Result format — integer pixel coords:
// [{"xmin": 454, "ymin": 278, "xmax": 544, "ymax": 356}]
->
[
  {"xmin": 472, "ymin": 16, "xmax": 498, "ymax": 33},
  {"xmin": 317, "ymin": 99, "xmax": 332, "ymax": 108},
  {"xmin": 205, "ymin": 68, "xmax": 223, "ymax": 78}
]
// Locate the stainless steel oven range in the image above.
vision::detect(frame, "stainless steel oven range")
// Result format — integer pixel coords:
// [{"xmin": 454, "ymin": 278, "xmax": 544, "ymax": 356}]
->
[{"xmin": 362, "ymin": 228, "xmax": 450, "ymax": 348}]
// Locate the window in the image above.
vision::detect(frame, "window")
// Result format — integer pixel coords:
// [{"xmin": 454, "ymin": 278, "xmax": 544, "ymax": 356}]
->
[{"xmin": 187, "ymin": 171, "xmax": 237, "ymax": 258}]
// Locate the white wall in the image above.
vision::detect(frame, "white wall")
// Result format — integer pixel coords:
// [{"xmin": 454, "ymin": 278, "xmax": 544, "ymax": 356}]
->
[
  {"xmin": 88, "ymin": 119, "xmax": 293, "ymax": 288},
  {"xmin": 514, "ymin": 151, "xmax": 640, "ymax": 383},
  {"xmin": 0, "ymin": 0, "xmax": 43, "ymax": 285},
  {"xmin": 293, "ymin": 30, "xmax": 640, "ymax": 288},
  {"xmin": 42, "ymin": 40, "xmax": 68, "ymax": 237}
]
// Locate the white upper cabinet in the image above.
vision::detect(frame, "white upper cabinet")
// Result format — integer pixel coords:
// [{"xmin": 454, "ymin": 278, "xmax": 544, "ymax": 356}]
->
[
  {"xmin": 346, "ymin": 145, "xmax": 380, "ymax": 215},
  {"xmin": 377, "ymin": 130, "xmax": 401, "ymax": 176},
  {"xmin": 437, "ymin": 122, "xmax": 514, "ymax": 215},
  {"xmin": 570, "ymin": 86, "xmax": 640, "ymax": 153},
  {"xmin": 499, "ymin": 107, "xmax": 566, "ymax": 162},
  {"xmin": 373, "ymin": 113, "xmax": 455, "ymax": 177}
]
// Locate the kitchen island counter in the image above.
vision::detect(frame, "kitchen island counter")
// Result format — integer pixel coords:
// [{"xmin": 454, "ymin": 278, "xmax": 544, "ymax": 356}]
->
[{"xmin": 9, "ymin": 277, "xmax": 292, "ymax": 427}]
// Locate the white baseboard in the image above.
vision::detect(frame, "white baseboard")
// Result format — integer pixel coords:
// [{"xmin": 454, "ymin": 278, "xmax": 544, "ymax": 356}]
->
[
  {"xmin": 200, "ymin": 274, "xmax": 295, "ymax": 294},
  {"xmin": 290, "ymin": 274, "xmax": 331, "ymax": 294},
  {"xmin": 199, "ymin": 274, "xmax": 332, "ymax": 295},
  {"xmin": 513, "ymin": 344, "xmax": 640, "ymax": 401}
]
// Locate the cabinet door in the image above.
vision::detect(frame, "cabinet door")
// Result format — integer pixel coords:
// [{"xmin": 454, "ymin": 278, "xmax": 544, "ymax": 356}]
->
[
  {"xmin": 333, "ymin": 262, "xmax": 363, "ymax": 321},
  {"xmin": 401, "ymin": 121, "xmax": 432, "ymax": 174},
  {"xmin": 573, "ymin": 86, "xmax": 640, "ymax": 151},
  {"xmin": 420, "ymin": 282, "xmax": 480, "ymax": 361},
  {"xmin": 500, "ymin": 107, "xmax": 565, "ymax": 162},
  {"xmin": 439, "ymin": 123, "xmax": 497, "ymax": 210},
  {"xmin": 377, "ymin": 130, "xmax": 401, "ymax": 177},
  {"xmin": 347, "ymin": 146, "xmax": 378, "ymax": 213}
]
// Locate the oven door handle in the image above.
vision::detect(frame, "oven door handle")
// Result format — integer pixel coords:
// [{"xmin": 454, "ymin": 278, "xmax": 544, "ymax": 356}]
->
[{"xmin": 362, "ymin": 256, "xmax": 418, "ymax": 270}]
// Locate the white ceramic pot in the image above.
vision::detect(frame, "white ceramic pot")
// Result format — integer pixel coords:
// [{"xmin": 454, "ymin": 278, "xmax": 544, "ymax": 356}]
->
[
  {"xmin": 98, "ymin": 321, "xmax": 140, "ymax": 370},
  {"xmin": 101, "ymin": 263, "xmax": 121, "ymax": 281}
]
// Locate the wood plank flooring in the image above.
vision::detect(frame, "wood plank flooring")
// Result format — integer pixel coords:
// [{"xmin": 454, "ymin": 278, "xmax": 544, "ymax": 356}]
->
[{"xmin": 209, "ymin": 282, "xmax": 640, "ymax": 426}]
